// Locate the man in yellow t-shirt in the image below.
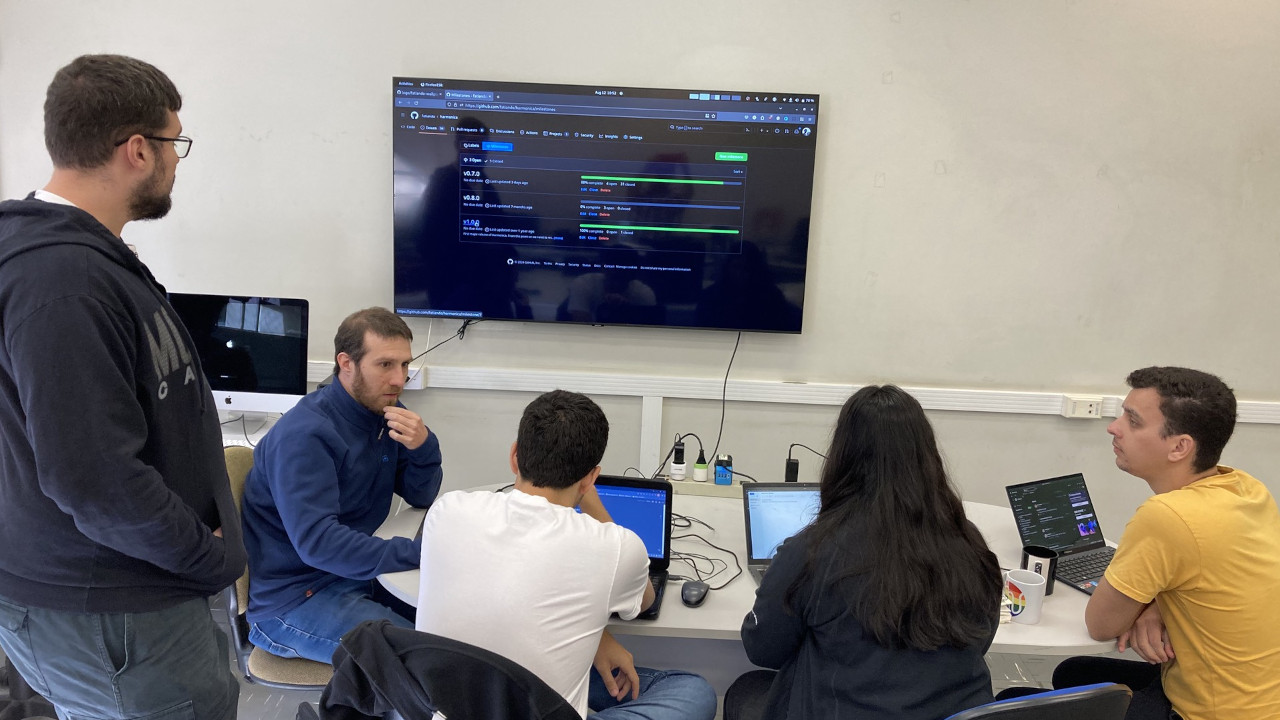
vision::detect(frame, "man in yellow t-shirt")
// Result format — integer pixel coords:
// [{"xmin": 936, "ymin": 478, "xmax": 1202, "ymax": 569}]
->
[{"xmin": 1056, "ymin": 367, "xmax": 1280, "ymax": 720}]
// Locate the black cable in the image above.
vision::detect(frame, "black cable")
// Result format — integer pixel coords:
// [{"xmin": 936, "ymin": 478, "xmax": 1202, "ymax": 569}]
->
[
  {"xmin": 732, "ymin": 470, "xmax": 758, "ymax": 483},
  {"xmin": 239, "ymin": 415, "xmax": 255, "ymax": 448},
  {"xmin": 493, "ymin": 483, "xmax": 514, "ymax": 493},
  {"xmin": 412, "ymin": 319, "xmax": 480, "ymax": 362},
  {"xmin": 650, "ymin": 447, "xmax": 676, "ymax": 479},
  {"xmin": 672, "ymin": 552, "xmax": 722, "ymax": 580},
  {"xmin": 788, "ymin": 443, "xmax": 827, "ymax": 461},
  {"xmin": 650, "ymin": 431, "xmax": 709, "ymax": 479},
  {"xmin": 672, "ymin": 553, "xmax": 707, "ymax": 581},
  {"xmin": 709, "ymin": 332, "xmax": 742, "ymax": 463},
  {"xmin": 623, "ymin": 467, "xmax": 646, "ymax": 478},
  {"xmin": 700, "ymin": 557, "xmax": 733, "ymax": 584},
  {"xmin": 672, "ymin": 552, "xmax": 728, "ymax": 583},
  {"xmin": 223, "ymin": 413, "xmax": 270, "ymax": 447},
  {"xmin": 680, "ymin": 432, "xmax": 704, "ymax": 455},
  {"xmin": 671, "ymin": 513, "xmax": 715, "ymax": 533},
  {"xmin": 407, "ymin": 319, "xmax": 481, "ymax": 384},
  {"xmin": 651, "ymin": 432, "xmax": 684, "ymax": 478},
  {"xmin": 671, "ymin": 532, "xmax": 742, "ymax": 590}
]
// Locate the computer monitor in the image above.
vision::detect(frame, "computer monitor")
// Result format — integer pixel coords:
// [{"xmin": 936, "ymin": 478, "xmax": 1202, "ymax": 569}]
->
[
  {"xmin": 392, "ymin": 77, "xmax": 820, "ymax": 333},
  {"xmin": 166, "ymin": 293, "xmax": 310, "ymax": 414}
]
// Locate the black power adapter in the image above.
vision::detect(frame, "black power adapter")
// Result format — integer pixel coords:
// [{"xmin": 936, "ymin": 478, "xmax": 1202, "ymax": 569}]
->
[
  {"xmin": 784, "ymin": 457, "xmax": 800, "ymax": 483},
  {"xmin": 670, "ymin": 441, "xmax": 687, "ymax": 480}
]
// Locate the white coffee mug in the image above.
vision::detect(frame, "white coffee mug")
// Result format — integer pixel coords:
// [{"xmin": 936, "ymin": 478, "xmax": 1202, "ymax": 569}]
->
[{"xmin": 1004, "ymin": 569, "xmax": 1047, "ymax": 625}]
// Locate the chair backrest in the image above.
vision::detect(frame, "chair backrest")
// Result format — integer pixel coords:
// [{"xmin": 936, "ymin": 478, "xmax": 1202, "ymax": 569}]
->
[
  {"xmin": 224, "ymin": 445, "xmax": 254, "ymax": 612},
  {"xmin": 946, "ymin": 683, "xmax": 1132, "ymax": 720},
  {"xmin": 222, "ymin": 446, "xmax": 256, "ymax": 674},
  {"xmin": 221, "ymin": 444, "xmax": 333, "ymax": 690},
  {"xmin": 322, "ymin": 620, "xmax": 580, "ymax": 720}
]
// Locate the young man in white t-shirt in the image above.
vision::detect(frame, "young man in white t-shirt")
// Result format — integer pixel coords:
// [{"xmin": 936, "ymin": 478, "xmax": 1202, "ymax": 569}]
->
[{"xmin": 417, "ymin": 390, "xmax": 716, "ymax": 720}]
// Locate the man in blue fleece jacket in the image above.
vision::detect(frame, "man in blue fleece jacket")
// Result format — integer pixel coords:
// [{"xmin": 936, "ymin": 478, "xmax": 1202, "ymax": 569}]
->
[
  {"xmin": 0, "ymin": 55, "xmax": 244, "ymax": 720},
  {"xmin": 241, "ymin": 307, "xmax": 442, "ymax": 663}
]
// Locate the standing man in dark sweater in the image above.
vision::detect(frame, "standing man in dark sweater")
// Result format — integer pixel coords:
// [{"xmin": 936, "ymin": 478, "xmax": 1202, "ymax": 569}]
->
[
  {"xmin": 0, "ymin": 56, "xmax": 245, "ymax": 720},
  {"xmin": 241, "ymin": 308, "xmax": 443, "ymax": 664}
]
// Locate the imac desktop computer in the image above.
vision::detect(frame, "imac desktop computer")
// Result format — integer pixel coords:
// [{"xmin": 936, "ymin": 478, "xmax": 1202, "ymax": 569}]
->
[{"xmin": 166, "ymin": 293, "xmax": 310, "ymax": 415}]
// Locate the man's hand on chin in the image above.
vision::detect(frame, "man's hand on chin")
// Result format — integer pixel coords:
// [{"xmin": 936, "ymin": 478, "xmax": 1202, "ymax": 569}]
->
[{"xmin": 383, "ymin": 406, "xmax": 429, "ymax": 450}]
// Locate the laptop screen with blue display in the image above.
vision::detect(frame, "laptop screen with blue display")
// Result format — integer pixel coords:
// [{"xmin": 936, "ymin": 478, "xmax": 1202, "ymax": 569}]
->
[{"xmin": 592, "ymin": 482, "xmax": 668, "ymax": 559}]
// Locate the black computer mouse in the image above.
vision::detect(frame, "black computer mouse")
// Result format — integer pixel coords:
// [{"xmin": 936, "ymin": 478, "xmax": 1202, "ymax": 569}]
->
[{"xmin": 681, "ymin": 580, "xmax": 710, "ymax": 608}]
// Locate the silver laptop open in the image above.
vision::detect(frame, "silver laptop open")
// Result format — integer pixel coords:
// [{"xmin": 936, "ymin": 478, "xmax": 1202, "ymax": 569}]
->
[{"xmin": 743, "ymin": 483, "xmax": 820, "ymax": 584}]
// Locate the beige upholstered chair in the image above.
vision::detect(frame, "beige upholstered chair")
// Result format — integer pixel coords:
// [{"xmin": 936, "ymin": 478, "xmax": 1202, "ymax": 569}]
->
[{"xmin": 223, "ymin": 445, "xmax": 333, "ymax": 689}]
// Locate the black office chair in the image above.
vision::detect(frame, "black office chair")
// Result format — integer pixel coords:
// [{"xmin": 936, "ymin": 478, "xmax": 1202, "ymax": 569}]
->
[
  {"xmin": 320, "ymin": 620, "xmax": 579, "ymax": 720},
  {"xmin": 945, "ymin": 683, "xmax": 1132, "ymax": 720},
  {"xmin": 223, "ymin": 446, "xmax": 334, "ymax": 690}
]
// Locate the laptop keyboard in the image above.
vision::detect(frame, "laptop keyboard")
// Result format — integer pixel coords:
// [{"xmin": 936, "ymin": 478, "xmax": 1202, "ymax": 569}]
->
[
  {"xmin": 1057, "ymin": 547, "xmax": 1115, "ymax": 583},
  {"xmin": 634, "ymin": 571, "xmax": 668, "ymax": 620}
]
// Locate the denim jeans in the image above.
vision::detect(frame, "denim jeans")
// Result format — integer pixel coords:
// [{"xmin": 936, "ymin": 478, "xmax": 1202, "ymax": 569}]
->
[
  {"xmin": 248, "ymin": 578, "xmax": 413, "ymax": 664},
  {"xmin": 587, "ymin": 666, "xmax": 718, "ymax": 720},
  {"xmin": 0, "ymin": 593, "xmax": 237, "ymax": 720}
]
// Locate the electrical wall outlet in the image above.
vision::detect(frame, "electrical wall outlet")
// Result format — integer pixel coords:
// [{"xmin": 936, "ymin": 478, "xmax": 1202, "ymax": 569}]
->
[{"xmin": 1061, "ymin": 394, "xmax": 1105, "ymax": 419}]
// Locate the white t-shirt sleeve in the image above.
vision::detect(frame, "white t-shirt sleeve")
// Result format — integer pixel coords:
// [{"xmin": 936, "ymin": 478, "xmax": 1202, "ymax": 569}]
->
[{"xmin": 608, "ymin": 528, "xmax": 652, "ymax": 621}]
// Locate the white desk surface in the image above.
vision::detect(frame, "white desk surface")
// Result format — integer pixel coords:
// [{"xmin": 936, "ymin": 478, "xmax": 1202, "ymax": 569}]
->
[{"xmin": 376, "ymin": 489, "xmax": 1114, "ymax": 657}]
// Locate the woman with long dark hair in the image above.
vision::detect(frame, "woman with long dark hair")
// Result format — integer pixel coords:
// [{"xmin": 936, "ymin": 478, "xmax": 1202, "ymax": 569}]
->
[{"xmin": 729, "ymin": 385, "xmax": 1002, "ymax": 719}]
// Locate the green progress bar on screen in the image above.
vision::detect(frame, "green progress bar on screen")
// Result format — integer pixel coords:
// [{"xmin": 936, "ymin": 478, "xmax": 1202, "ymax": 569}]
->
[
  {"xmin": 580, "ymin": 223, "xmax": 740, "ymax": 235},
  {"xmin": 581, "ymin": 175, "xmax": 725, "ymax": 185}
]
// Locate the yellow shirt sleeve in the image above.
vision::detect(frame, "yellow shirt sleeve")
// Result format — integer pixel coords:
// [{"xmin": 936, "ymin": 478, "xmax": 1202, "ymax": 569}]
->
[{"xmin": 1104, "ymin": 498, "xmax": 1200, "ymax": 604}]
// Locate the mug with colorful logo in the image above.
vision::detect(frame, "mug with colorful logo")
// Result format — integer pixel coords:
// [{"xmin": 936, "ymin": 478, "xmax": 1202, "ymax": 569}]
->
[{"xmin": 1004, "ymin": 569, "xmax": 1047, "ymax": 625}]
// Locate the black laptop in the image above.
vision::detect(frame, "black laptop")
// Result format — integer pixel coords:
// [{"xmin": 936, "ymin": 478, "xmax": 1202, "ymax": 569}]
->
[
  {"xmin": 1005, "ymin": 473, "xmax": 1116, "ymax": 595},
  {"xmin": 591, "ymin": 476, "xmax": 673, "ymax": 620}
]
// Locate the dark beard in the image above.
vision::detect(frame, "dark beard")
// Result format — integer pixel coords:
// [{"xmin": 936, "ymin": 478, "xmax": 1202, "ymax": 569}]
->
[
  {"xmin": 350, "ymin": 369, "xmax": 387, "ymax": 413},
  {"xmin": 129, "ymin": 158, "xmax": 172, "ymax": 221},
  {"xmin": 129, "ymin": 190, "xmax": 172, "ymax": 221}
]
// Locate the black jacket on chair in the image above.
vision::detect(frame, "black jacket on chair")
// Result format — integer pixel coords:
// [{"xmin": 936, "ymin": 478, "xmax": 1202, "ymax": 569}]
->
[{"xmin": 320, "ymin": 620, "xmax": 580, "ymax": 720}]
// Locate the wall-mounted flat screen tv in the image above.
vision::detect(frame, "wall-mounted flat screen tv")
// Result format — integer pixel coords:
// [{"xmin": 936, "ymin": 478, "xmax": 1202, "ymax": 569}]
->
[{"xmin": 392, "ymin": 77, "xmax": 819, "ymax": 333}]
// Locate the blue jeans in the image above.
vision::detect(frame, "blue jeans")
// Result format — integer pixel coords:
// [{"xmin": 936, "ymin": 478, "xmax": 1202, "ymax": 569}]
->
[
  {"xmin": 0, "ymin": 593, "xmax": 237, "ymax": 720},
  {"xmin": 587, "ymin": 666, "xmax": 718, "ymax": 720},
  {"xmin": 248, "ymin": 578, "xmax": 413, "ymax": 664}
]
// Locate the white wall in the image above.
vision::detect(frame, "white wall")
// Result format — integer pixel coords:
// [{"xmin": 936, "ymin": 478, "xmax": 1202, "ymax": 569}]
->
[{"xmin": 3, "ymin": 0, "xmax": 1279, "ymax": 535}]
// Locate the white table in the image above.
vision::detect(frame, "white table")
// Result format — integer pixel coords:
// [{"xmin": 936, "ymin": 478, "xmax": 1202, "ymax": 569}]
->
[{"xmin": 376, "ymin": 488, "xmax": 1114, "ymax": 690}]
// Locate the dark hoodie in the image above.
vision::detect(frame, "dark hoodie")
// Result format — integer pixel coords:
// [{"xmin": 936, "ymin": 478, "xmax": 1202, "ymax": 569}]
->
[
  {"xmin": 0, "ymin": 195, "xmax": 246, "ymax": 612},
  {"xmin": 322, "ymin": 620, "xmax": 579, "ymax": 720}
]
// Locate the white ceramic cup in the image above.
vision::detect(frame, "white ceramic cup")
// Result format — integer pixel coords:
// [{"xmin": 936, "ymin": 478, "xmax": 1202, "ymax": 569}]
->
[{"xmin": 1004, "ymin": 569, "xmax": 1047, "ymax": 625}]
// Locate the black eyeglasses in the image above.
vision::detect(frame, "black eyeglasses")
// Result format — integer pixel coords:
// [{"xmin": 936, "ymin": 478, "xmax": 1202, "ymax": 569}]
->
[{"xmin": 113, "ymin": 134, "xmax": 193, "ymax": 159}]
